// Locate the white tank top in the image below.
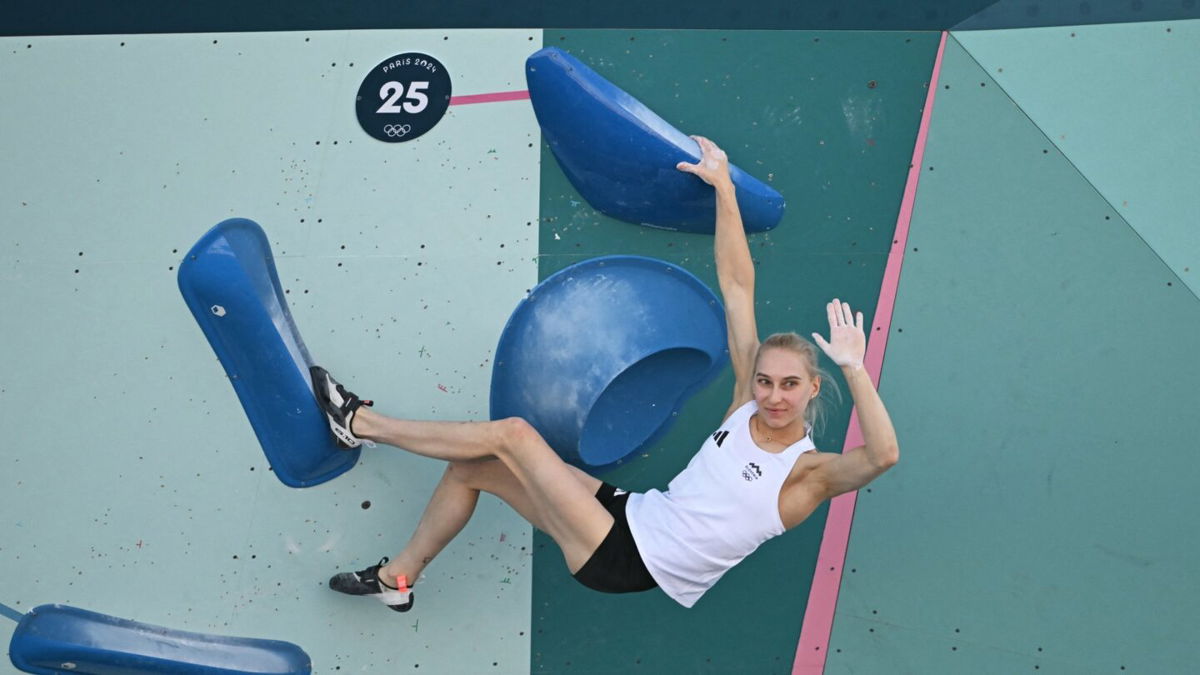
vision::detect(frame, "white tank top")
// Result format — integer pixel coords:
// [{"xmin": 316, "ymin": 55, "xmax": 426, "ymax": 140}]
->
[{"xmin": 625, "ymin": 400, "xmax": 816, "ymax": 608}]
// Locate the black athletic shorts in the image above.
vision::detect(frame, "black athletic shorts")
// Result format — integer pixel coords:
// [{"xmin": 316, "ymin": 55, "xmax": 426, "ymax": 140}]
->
[{"xmin": 572, "ymin": 483, "xmax": 659, "ymax": 594}]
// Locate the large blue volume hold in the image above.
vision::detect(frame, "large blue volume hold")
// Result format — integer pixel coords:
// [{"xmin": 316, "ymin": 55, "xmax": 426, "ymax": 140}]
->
[
  {"xmin": 9, "ymin": 604, "xmax": 311, "ymax": 674},
  {"xmin": 177, "ymin": 218, "xmax": 359, "ymax": 487},
  {"xmin": 526, "ymin": 47, "xmax": 785, "ymax": 234},
  {"xmin": 490, "ymin": 256, "xmax": 728, "ymax": 468}
]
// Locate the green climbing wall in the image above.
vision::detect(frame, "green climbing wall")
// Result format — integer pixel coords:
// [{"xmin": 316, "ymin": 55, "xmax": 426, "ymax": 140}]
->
[
  {"xmin": 6, "ymin": 13, "xmax": 1195, "ymax": 674},
  {"xmin": 532, "ymin": 29, "xmax": 940, "ymax": 673},
  {"xmin": 824, "ymin": 34, "xmax": 1200, "ymax": 673}
]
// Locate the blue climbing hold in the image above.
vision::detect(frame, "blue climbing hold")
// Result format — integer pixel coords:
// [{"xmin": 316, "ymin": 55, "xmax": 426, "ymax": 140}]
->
[
  {"xmin": 8, "ymin": 604, "xmax": 311, "ymax": 674},
  {"xmin": 526, "ymin": 46, "xmax": 785, "ymax": 234},
  {"xmin": 178, "ymin": 218, "xmax": 359, "ymax": 488},
  {"xmin": 490, "ymin": 256, "xmax": 728, "ymax": 468}
]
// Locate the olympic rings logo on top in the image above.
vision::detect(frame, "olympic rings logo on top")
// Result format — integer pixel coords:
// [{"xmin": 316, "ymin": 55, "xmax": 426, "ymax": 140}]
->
[{"xmin": 383, "ymin": 124, "xmax": 412, "ymax": 138}]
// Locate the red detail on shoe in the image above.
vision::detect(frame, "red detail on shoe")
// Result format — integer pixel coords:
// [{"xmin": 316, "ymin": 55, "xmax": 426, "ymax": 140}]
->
[{"xmin": 396, "ymin": 575, "xmax": 409, "ymax": 594}]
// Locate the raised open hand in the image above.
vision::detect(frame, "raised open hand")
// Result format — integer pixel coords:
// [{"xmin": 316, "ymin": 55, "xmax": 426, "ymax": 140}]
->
[
  {"xmin": 676, "ymin": 135, "xmax": 732, "ymax": 188},
  {"xmin": 812, "ymin": 299, "xmax": 866, "ymax": 370}
]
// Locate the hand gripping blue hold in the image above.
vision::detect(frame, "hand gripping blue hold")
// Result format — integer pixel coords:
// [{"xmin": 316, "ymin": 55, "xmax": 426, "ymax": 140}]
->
[
  {"xmin": 8, "ymin": 604, "xmax": 311, "ymax": 674},
  {"xmin": 490, "ymin": 256, "xmax": 729, "ymax": 468},
  {"xmin": 526, "ymin": 46, "xmax": 785, "ymax": 234},
  {"xmin": 177, "ymin": 218, "xmax": 359, "ymax": 487}
]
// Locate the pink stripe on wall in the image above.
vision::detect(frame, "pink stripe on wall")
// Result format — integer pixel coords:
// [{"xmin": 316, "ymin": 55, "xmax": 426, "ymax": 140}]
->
[
  {"xmin": 791, "ymin": 31, "xmax": 948, "ymax": 675},
  {"xmin": 448, "ymin": 90, "xmax": 531, "ymax": 106}
]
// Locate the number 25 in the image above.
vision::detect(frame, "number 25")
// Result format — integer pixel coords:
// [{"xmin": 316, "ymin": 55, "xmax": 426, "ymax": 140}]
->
[{"xmin": 377, "ymin": 81, "xmax": 430, "ymax": 114}]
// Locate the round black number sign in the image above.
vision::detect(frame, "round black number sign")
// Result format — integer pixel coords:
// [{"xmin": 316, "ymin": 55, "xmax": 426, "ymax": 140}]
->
[{"xmin": 356, "ymin": 53, "xmax": 451, "ymax": 143}]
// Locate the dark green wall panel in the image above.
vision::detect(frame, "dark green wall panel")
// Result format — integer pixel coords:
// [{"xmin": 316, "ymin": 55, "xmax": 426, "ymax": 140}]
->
[
  {"xmin": 953, "ymin": 0, "xmax": 1198, "ymax": 30},
  {"xmin": 532, "ymin": 29, "xmax": 938, "ymax": 673}
]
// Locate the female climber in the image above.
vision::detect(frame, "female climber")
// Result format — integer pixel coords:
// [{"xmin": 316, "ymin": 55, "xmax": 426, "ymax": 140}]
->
[{"xmin": 316, "ymin": 135, "xmax": 899, "ymax": 611}]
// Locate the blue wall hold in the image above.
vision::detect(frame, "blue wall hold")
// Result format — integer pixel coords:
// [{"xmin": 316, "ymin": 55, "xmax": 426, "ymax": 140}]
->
[
  {"xmin": 526, "ymin": 46, "xmax": 786, "ymax": 234},
  {"xmin": 490, "ymin": 256, "xmax": 728, "ymax": 468},
  {"xmin": 177, "ymin": 218, "xmax": 359, "ymax": 487},
  {"xmin": 9, "ymin": 604, "xmax": 311, "ymax": 674}
]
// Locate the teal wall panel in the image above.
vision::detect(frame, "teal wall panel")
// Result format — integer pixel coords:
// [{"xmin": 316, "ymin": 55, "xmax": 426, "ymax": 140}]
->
[
  {"xmin": 0, "ymin": 30, "xmax": 542, "ymax": 673},
  {"xmin": 825, "ymin": 35, "xmax": 1200, "ymax": 674},
  {"xmin": 956, "ymin": 19, "xmax": 1200, "ymax": 298},
  {"xmin": 532, "ymin": 29, "xmax": 939, "ymax": 673}
]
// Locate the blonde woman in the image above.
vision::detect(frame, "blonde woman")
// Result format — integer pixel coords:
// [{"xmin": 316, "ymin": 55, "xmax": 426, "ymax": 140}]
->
[{"xmin": 317, "ymin": 136, "xmax": 899, "ymax": 611}]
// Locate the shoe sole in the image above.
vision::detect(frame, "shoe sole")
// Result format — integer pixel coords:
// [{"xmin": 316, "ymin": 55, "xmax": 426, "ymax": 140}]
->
[{"xmin": 310, "ymin": 366, "xmax": 361, "ymax": 449}]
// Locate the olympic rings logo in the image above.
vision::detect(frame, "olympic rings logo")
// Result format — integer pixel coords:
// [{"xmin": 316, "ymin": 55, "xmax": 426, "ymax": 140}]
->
[{"xmin": 383, "ymin": 124, "xmax": 412, "ymax": 138}]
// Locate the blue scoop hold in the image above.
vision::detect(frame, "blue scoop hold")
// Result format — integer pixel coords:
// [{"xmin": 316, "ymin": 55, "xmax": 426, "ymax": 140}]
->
[
  {"xmin": 490, "ymin": 256, "xmax": 728, "ymax": 469},
  {"xmin": 9, "ymin": 604, "xmax": 311, "ymax": 674},
  {"xmin": 177, "ymin": 218, "xmax": 359, "ymax": 488},
  {"xmin": 526, "ymin": 46, "xmax": 785, "ymax": 234}
]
